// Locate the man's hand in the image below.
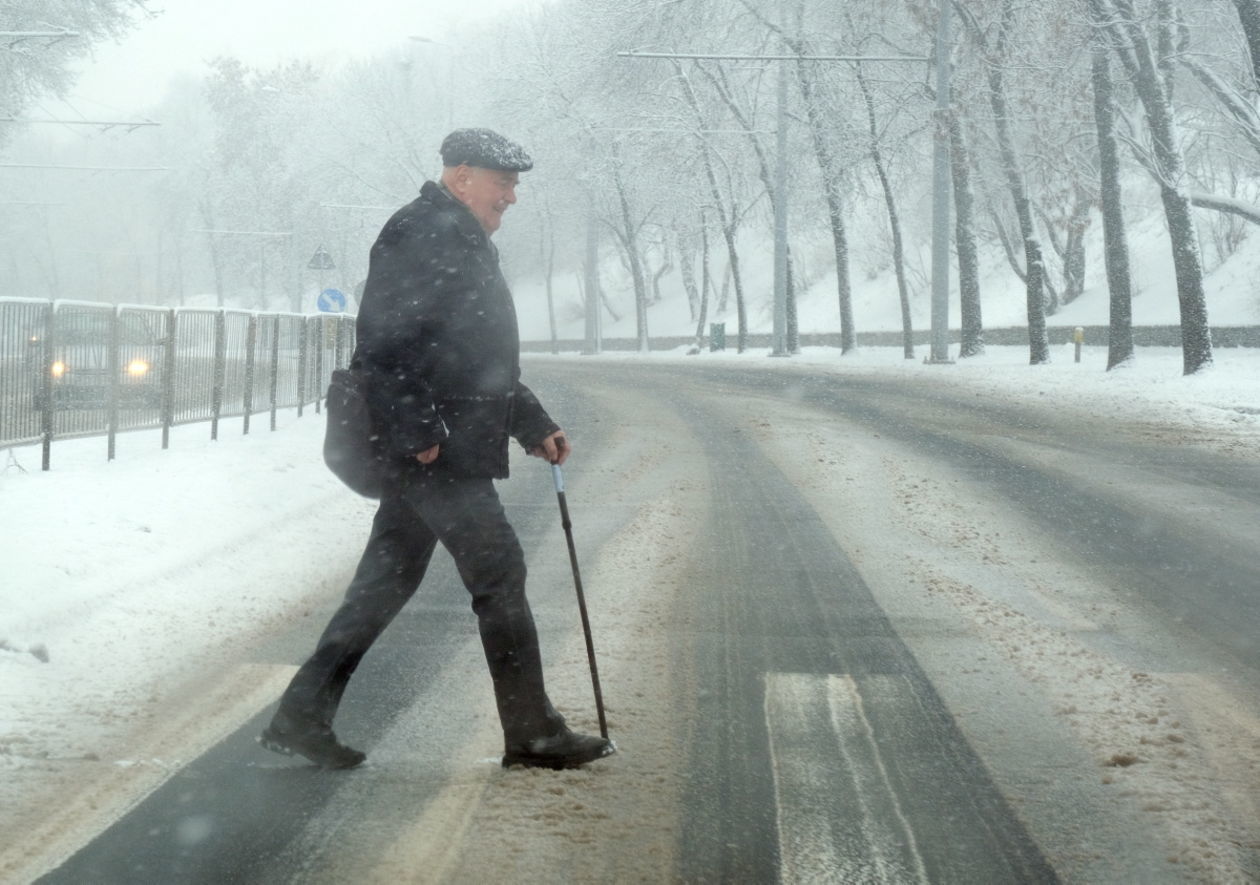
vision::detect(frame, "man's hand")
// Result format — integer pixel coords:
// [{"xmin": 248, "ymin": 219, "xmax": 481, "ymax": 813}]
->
[
  {"xmin": 416, "ymin": 444, "xmax": 440, "ymax": 464},
  {"xmin": 530, "ymin": 430, "xmax": 570, "ymax": 465}
]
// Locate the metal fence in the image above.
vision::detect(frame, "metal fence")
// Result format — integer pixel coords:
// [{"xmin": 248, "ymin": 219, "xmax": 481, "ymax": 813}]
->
[
  {"xmin": 521, "ymin": 325, "xmax": 1260, "ymax": 353},
  {"xmin": 0, "ymin": 298, "xmax": 355, "ymax": 470}
]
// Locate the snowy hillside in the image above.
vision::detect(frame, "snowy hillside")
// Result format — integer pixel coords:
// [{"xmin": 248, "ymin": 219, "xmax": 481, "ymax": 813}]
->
[{"xmin": 509, "ymin": 193, "xmax": 1260, "ymax": 345}]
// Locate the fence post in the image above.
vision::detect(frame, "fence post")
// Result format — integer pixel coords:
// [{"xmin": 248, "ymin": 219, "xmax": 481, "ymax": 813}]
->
[
  {"xmin": 107, "ymin": 308, "xmax": 120, "ymax": 461},
  {"xmin": 296, "ymin": 318, "xmax": 308, "ymax": 418},
  {"xmin": 211, "ymin": 310, "xmax": 225, "ymax": 442},
  {"xmin": 40, "ymin": 301, "xmax": 54, "ymax": 471},
  {"xmin": 161, "ymin": 309, "xmax": 177, "ymax": 449},
  {"xmin": 269, "ymin": 315, "xmax": 280, "ymax": 432},
  {"xmin": 243, "ymin": 314, "xmax": 257, "ymax": 435},
  {"xmin": 314, "ymin": 315, "xmax": 324, "ymax": 414}
]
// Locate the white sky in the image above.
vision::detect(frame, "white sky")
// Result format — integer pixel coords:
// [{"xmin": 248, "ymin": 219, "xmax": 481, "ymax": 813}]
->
[{"xmin": 61, "ymin": 0, "xmax": 534, "ymax": 113}]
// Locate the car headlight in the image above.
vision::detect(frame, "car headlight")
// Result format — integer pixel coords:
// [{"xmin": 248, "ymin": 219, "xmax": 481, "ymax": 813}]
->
[
  {"xmin": 50, "ymin": 360, "xmax": 67, "ymax": 378},
  {"xmin": 126, "ymin": 359, "xmax": 151, "ymax": 378}
]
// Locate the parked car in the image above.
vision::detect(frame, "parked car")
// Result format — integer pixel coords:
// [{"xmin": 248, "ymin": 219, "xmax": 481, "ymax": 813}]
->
[{"xmin": 27, "ymin": 310, "xmax": 166, "ymax": 410}]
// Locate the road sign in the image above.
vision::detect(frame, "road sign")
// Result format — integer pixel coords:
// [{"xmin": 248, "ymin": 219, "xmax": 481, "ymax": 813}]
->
[
  {"xmin": 317, "ymin": 288, "xmax": 347, "ymax": 313},
  {"xmin": 308, "ymin": 246, "xmax": 336, "ymax": 270}
]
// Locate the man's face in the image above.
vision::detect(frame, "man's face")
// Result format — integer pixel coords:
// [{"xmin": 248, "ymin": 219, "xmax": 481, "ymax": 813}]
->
[{"xmin": 456, "ymin": 166, "xmax": 519, "ymax": 234}]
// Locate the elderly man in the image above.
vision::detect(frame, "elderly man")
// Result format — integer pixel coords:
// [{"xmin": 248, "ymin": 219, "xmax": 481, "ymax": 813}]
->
[{"xmin": 261, "ymin": 128, "xmax": 613, "ymax": 771}]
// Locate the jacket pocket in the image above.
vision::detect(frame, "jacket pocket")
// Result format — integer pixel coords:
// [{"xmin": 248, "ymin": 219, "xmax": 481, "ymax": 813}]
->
[{"xmin": 436, "ymin": 397, "xmax": 512, "ymax": 477}]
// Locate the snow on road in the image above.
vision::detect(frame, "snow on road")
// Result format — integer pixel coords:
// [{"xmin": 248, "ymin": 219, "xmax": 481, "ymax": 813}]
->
[
  {"xmin": 0, "ymin": 415, "xmax": 376, "ymax": 877},
  {"xmin": 719, "ymin": 348, "xmax": 1260, "ymax": 882},
  {"xmin": 1, "ymin": 344, "xmax": 1258, "ymax": 881}
]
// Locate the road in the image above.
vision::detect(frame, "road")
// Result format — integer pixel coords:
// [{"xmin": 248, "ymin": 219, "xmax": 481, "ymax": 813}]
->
[{"xmin": 29, "ymin": 360, "xmax": 1260, "ymax": 883}]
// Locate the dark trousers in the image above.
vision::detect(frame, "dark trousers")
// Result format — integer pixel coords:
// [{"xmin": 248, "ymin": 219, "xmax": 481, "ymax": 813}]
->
[{"xmin": 276, "ymin": 473, "xmax": 564, "ymax": 744}]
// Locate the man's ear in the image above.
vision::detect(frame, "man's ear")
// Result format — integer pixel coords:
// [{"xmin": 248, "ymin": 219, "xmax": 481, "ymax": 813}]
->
[{"xmin": 441, "ymin": 165, "xmax": 470, "ymax": 197}]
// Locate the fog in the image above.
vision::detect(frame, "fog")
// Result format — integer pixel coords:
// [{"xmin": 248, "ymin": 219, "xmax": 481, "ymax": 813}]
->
[
  {"xmin": 4, "ymin": 0, "xmax": 1257, "ymax": 367},
  {"xmin": 3, "ymin": 1, "xmax": 1260, "ymax": 881}
]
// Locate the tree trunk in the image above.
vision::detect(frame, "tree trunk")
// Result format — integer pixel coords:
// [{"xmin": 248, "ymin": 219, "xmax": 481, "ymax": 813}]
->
[
  {"xmin": 649, "ymin": 250, "xmax": 671, "ymax": 305},
  {"xmin": 678, "ymin": 232, "xmax": 701, "ymax": 323},
  {"xmin": 985, "ymin": 1, "xmax": 1050, "ymax": 364},
  {"xmin": 1156, "ymin": 0, "xmax": 1179, "ymax": 101},
  {"xmin": 698, "ymin": 62, "xmax": 800, "ymax": 353},
  {"xmin": 583, "ymin": 215, "xmax": 601, "ymax": 355},
  {"xmin": 543, "ymin": 220, "xmax": 558, "ymax": 355},
  {"xmin": 610, "ymin": 149, "xmax": 649, "ymax": 353},
  {"xmin": 717, "ymin": 262, "xmax": 731, "ymax": 316},
  {"xmin": 1235, "ymin": 0, "xmax": 1260, "ymax": 91},
  {"xmin": 1109, "ymin": 0, "xmax": 1213, "ymax": 374},
  {"xmin": 675, "ymin": 64, "xmax": 749, "ymax": 352},
  {"xmin": 1062, "ymin": 194, "xmax": 1091, "ymax": 306},
  {"xmin": 199, "ymin": 200, "xmax": 226, "ymax": 309},
  {"xmin": 786, "ymin": 247, "xmax": 799, "ymax": 354},
  {"xmin": 796, "ymin": 57, "xmax": 855, "ymax": 353},
  {"xmin": 857, "ymin": 65, "xmax": 914, "ymax": 360},
  {"xmin": 1091, "ymin": 3, "xmax": 1136, "ymax": 370},
  {"xmin": 724, "ymin": 226, "xmax": 749, "ymax": 353},
  {"xmin": 694, "ymin": 217, "xmax": 712, "ymax": 350},
  {"xmin": 949, "ymin": 111, "xmax": 984, "ymax": 358}
]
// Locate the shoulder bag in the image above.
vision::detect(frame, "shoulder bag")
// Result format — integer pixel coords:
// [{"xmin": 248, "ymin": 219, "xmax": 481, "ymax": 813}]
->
[{"xmin": 323, "ymin": 367, "xmax": 385, "ymax": 499}]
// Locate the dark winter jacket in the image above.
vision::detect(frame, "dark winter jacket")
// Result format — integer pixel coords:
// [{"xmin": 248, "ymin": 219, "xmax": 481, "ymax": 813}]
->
[{"xmin": 353, "ymin": 180, "xmax": 558, "ymax": 479}]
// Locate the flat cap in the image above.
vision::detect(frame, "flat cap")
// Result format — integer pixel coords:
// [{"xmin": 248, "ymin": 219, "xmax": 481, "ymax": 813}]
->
[{"xmin": 439, "ymin": 128, "xmax": 533, "ymax": 172}]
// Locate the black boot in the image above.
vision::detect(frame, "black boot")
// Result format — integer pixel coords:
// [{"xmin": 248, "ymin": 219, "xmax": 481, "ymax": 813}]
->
[
  {"xmin": 502, "ymin": 727, "xmax": 615, "ymax": 770},
  {"xmin": 259, "ymin": 709, "xmax": 365, "ymax": 770}
]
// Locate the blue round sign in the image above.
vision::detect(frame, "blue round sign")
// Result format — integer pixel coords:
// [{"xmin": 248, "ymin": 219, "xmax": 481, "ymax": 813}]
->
[{"xmin": 317, "ymin": 288, "xmax": 347, "ymax": 313}]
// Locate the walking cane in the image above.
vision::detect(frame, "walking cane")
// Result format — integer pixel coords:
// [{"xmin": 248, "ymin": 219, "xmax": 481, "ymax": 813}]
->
[{"xmin": 551, "ymin": 463, "xmax": 609, "ymax": 740}]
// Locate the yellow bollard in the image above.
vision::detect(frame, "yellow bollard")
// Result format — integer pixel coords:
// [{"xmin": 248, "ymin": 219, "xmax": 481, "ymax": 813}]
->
[{"xmin": 1073, "ymin": 326, "xmax": 1085, "ymax": 363}]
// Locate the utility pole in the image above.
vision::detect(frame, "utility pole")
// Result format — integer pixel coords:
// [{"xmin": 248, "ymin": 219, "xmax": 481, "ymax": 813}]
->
[
  {"xmin": 770, "ymin": 0, "xmax": 790, "ymax": 356},
  {"xmin": 928, "ymin": 0, "xmax": 955, "ymax": 364}
]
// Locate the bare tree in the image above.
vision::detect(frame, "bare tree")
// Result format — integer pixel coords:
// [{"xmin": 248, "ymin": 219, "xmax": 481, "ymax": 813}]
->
[
  {"xmin": 793, "ymin": 51, "xmax": 858, "ymax": 354},
  {"xmin": 853, "ymin": 62, "xmax": 918, "ymax": 359},
  {"xmin": 1231, "ymin": 0, "xmax": 1260, "ymax": 87},
  {"xmin": 672, "ymin": 61, "xmax": 752, "ymax": 352},
  {"xmin": 949, "ymin": 110, "xmax": 986, "ymax": 358},
  {"xmin": 959, "ymin": 0, "xmax": 1052, "ymax": 365},
  {"xmin": 1102, "ymin": 0, "xmax": 1214, "ymax": 374},
  {"xmin": 1088, "ymin": 0, "xmax": 1137, "ymax": 369},
  {"xmin": 0, "ymin": 1, "xmax": 151, "ymax": 146}
]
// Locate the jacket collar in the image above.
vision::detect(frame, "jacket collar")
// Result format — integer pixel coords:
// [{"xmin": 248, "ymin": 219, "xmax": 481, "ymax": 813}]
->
[{"xmin": 421, "ymin": 180, "xmax": 489, "ymax": 245}]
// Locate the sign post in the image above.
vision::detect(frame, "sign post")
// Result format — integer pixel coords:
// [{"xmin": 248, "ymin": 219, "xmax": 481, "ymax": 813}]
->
[
  {"xmin": 307, "ymin": 246, "xmax": 336, "ymax": 272},
  {"xmin": 317, "ymin": 288, "xmax": 347, "ymax": 313},
  {"xmin": 308, "ymin": 245, "xmax": 337, "ymax": 319}
]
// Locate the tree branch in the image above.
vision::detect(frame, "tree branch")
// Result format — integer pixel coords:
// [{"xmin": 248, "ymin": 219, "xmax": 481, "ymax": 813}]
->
[
  {"xmin": 1179, "ymin": 54, "xmax": 1260, "ymax": 160},
  {"xmin": 1189, "ymin": 192, "xmax": 1260, "ymax": 225}
]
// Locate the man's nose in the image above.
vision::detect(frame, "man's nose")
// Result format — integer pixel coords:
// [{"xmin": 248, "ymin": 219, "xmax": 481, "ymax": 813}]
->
[{"xmin": 504, "ymin": 187, "xmax": 517, "ymax": 204}]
